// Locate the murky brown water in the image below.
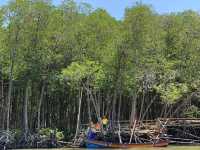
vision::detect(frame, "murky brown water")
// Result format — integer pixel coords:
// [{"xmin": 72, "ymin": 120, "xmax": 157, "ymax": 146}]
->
[{"xmin": 14, "ymin": 146, "xmax": 200, "ymax": 150}]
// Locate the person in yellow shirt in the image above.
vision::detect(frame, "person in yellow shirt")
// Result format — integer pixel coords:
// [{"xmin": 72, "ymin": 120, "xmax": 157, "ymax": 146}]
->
[{"xmin": 102, "ymin": 116, "xmax": 108, "ymax": 130}]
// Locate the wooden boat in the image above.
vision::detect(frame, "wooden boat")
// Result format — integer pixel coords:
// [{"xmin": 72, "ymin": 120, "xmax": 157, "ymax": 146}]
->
[{"xmin": 85, "ymin": 139, "xmax": 168, "ymax": 148}]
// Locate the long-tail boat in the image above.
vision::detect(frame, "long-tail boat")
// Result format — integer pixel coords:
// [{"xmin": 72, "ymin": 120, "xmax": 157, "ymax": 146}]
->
[{"xmin": 85, "ymin": 139, "xmax": 168, "ymax": 148}]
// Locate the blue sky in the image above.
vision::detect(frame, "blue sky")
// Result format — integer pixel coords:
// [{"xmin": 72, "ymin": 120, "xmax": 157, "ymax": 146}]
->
[{"xmin": 1, "ymin": 0, "xmax": 200, "ymax": 19}]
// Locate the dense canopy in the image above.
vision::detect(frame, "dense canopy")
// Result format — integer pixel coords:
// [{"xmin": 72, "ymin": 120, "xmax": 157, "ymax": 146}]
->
[{"xmin": 0, "ymin": 0, "xmax": 200, "ymax": 139}]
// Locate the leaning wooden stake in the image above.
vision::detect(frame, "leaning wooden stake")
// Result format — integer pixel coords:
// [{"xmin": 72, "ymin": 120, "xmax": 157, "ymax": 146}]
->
[
  {"xmin": 129, "ymin": 120, "xmax": 137, "ymax": 144},
  {"xmin": 155, "ymin": 118, "xmax": 169, "ymax": 144}
]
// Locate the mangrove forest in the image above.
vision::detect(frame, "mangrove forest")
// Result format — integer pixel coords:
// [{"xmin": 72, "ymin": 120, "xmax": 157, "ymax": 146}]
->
[{"xmin": 0, "ymin": 0, "xmax": 200, "ymax": 148}]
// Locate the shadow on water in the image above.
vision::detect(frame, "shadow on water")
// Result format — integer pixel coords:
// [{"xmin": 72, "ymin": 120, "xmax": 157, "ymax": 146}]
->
[{"xmin": 14, "ymin": 146, "xmax": 200, "ymax": 150}]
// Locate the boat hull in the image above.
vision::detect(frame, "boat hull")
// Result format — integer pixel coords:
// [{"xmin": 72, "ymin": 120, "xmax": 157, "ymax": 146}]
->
[{"xmin": 85, "ymin": 140, "xmax": 168, "ymax": 148}]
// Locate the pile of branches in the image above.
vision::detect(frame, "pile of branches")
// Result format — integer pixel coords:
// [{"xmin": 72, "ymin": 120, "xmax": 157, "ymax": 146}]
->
[
  {"xmin": 0, "ymin": 130, "xmax": 15, "ymax": 149},
  {"xmin": 15, "ymin": 132, "xmax": 63, "ymax": 149},
  {"xmin": 158, "ymin": 118, "xmax": 200, "ymax": 145},
  {"xmin": 0, "ymin": 130, "xmax": 64, "ymax": 149},
  {"xmin": 166, "ymin": 126, "xmax": 200, "ymax": 145}
]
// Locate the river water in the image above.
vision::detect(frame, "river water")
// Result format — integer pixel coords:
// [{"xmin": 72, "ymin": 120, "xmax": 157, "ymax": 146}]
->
[{"xmin": 14, "ymin": 146, "xmax": 200, "ymax": 150}]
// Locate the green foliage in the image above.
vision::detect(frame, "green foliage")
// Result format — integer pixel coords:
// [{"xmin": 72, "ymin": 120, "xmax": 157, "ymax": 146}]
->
[
  {"xmin": 61, "ymin": 60, "xmax": 106, "ymax": 89},
  {"xmin": 1, "ymin": 0, "xmax": 200, "ymax": 134},
  {"xmin": 12, "ymin": 128, "xmax": 22, "ymax": 140},
  {"xmin": 56, "ymin": 130, "xmax": 65, "ymax": 141},
  {"xmin": 39, "ymin": 128, "xmax": 64, "ymax": 140},
  {"xmin": 184, "ymin": 105, "xmax": 200, "ymax": 118},
  {"xmin": 154, "ymin": 83, "xmax": 189, "ymax": 104},
  {"xmin": 39, "ymin": 128, "xmax": 52, "ymax": 137}
]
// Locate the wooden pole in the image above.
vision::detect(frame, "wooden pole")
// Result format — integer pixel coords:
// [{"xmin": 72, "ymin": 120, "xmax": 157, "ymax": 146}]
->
[
  {"xmin": 129, "ymin": 120, "xmax": 137, "ymax": 144},
  {"xmin": 74, "ymin": 87, "xmax": 83, "ymax": 144}
]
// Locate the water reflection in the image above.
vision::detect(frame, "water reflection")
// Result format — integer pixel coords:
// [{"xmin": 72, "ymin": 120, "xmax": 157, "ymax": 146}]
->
[{"xmin": 14, "ymin": 146, "xmax": 200, "ymax": 150}]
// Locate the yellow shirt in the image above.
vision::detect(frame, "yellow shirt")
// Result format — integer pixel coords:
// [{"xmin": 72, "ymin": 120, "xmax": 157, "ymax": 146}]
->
[{"xmin": 102, "ymin": 118, "xmax": 108, "ymax": 125}]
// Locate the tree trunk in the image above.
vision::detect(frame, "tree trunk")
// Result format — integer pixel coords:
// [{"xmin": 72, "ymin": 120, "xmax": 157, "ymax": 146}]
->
[
  {"xmin": 117, "ymin": 92, "xmax": 122, "ymax": 144},
  {"xmin": 0, "ymin": 79, "xmax": 5, "ymax": 129},
  {"xmin": 130, "ymin": 93, "xmax": 137, "ymax": 124},
  {"xmin": 86, "ymin": 89, "xmax": 92, "ymax": 123},
  {"xmin": 74, "ymin": 87, "xmax": 83, "ymax": 143},
  {"xmin": 141, "ymin": 95, "xmax": 157, "ymax": 122},
  {"xmin": 117, "ymin": 93, "xmax": 122, "ymax": 122},
  {"xmin": 84, "ymin": 85, "xmax": 100, "ymax": 120},
  {"xmin": 112, "ymin": 87, "xmax": 118, "ymax": 126},
  {"xmin": 37, "ymin": 82, "xmax": 45, "ymax": 130},
  {"xmin": 6, "ymin": 48, "xmax": 14, "ymax": 131},
  {"xmin": 139, "ymin": 89, "xmax": 145, "ymax": 121},
  {"xmin": 23, "ymin": 81, "xmax": 30, "ymax": 138}
]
